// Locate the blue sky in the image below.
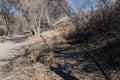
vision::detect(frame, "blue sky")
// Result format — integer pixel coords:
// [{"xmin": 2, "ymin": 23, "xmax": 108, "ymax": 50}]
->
[
  {"xmin": 69, "ymin": 0, "xmax": 98, "ymax": 12},
  {"xmin": 0, "ymin": 0, "xmax": 116, "ymax": 13},
  {"xmin": 9, "ymin": 6, "xmax": 20, "ymax": 14},
  {"xmin": 0, "ymin": 0, "xmax": 96, "ymax": 14},
  {"xmin": 69, "ymin": 0, "xmax": 117, "ymax": 12}
]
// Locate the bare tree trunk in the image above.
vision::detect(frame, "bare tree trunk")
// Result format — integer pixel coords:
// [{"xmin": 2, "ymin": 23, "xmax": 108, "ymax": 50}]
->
[
  {"xmin": 45, "ymin": 2, "xmax": 51, "ymax": 28},
  {"xmin": 38, "ymin": 6, "xmax": 44, "ymax": 33},
  {"xmin": 22, "ymin": 12, "xmax": 36, "ymax": 35},
  {"xmin": 4, "ymin": 13, "xmax": 11, "ymax": 35}
]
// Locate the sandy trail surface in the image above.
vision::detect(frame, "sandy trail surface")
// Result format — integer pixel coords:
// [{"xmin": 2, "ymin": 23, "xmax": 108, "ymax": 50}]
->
[{"xmin": 0, "ymin": 35, "xmax": 29, "ymax": 66}]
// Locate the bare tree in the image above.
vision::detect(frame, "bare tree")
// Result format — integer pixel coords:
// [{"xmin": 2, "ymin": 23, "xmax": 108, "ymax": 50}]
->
[
  {"xmin": 0, "ymin": 0, "xmax": 15, "ymax": 35},
  {"xmin": 10, "ymin": 0, "xmax": 53, "ymax": 35}
]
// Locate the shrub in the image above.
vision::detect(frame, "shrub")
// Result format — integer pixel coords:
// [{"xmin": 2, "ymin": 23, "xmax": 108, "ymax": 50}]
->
[
  {"xmin": 0, "ymin": 28, "xmax": 5, "ymax": 36},
  {"xmin": 66, "ymin": 3, "xmax": 120, "ymax": 44},
  {"xmin": 95, "ymin": 38, "xmax": 120, "ymax": 67}
]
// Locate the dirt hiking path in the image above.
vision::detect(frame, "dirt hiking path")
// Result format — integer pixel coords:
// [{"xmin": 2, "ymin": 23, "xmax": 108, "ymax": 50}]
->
[
  {"xmin": 0, "ymin": 35, "xmax": 30, "ymax": 66},
  {"xmin": 0, "ymin": 32, "xmax": 65, "ymax": 80}
]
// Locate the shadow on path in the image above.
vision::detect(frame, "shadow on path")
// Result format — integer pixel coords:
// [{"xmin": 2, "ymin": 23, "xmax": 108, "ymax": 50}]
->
[{"xmin": 50, "ymin": 64, "xmax": 79, "ymax": 80}]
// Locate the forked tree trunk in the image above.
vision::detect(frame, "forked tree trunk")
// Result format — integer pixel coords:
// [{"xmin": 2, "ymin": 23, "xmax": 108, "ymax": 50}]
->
[
  {"xmin": 38, "ymin": 5, "xmax": 44, "ymax": 33},
  {"xmin": 45, "ymin": 3, "xmax": 51, "ymax": 28}
]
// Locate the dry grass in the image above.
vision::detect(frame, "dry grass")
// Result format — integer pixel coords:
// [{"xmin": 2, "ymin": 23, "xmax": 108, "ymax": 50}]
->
[
  {"xmin": 27, "ymin": 34, "xmax": 44, "ymax": 43},
  {"xmin": 1, "ymin": 63, "xmax": 52, "ymax": 80},
  {"xmin": 0, "ymin": 42, "xmax": 50, "ymax": 80},
  {"xmin": 0, "ymin": 31, "xmax": 65, "ymax": 80},
  {"xmin": 0, "ymin": 46, "xmax": 61, "ymax": 80}
]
